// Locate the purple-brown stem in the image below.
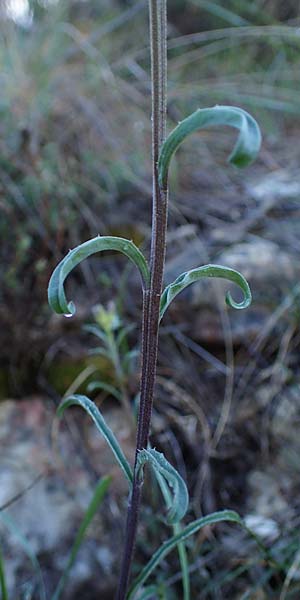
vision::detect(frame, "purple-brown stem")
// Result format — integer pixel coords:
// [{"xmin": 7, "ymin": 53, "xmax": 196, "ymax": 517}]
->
[{"xmin": 116, "ymin": 1, "xmax": 168, "ymax": 598}]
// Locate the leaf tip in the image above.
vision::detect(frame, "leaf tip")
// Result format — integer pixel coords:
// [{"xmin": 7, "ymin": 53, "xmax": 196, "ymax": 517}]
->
[
  {"xmin": 63, "ymin": 301, "xmax": 76, "ymax": 317},
  {"xmin": 229, "ymin": 152, "xmax": 254, "ymax": 169},
  {"xmin": 225, "ymin": 288, "xmax": 252, "ymax": 310}
]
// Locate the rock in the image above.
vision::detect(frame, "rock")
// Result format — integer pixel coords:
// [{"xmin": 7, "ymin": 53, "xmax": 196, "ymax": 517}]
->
[
  {"xmin": 164, "ymin": 238, "xmax": 208, "ymax": 286},
  {"xmin": 244, "ymin": 514, "xmax": 279, "ymax": 541},
  {"xmin": 191, "ymin": 239, "xmax": 298, "ymax": 307},
  {"xmin": 191, "ymin": 306, "xmax": 268, "ymax": 345},
  {"xmin": 250, "ymin": 169, "xmax": 300, "ymax": 202},
  {"xmin": 246, "ymin": 470, "xmax": 290, "ymax": 517},
  {"xmin": 271, "ymin": 384, "xmax": 300, "ymax": 441},
  {"xmin": 0, "ymin": 397, "xmax": 134, "ymax": 598},
  {"xmin": 164, "ymin": 238, "xmax": 299, "ymax": 344},
  {"xmin": 270, "ymin": 384, "xmax": 300, "ymax": 480},
  {"xmin": 215, "ymin": 238, "xmax": 297, "ymax": 285}
]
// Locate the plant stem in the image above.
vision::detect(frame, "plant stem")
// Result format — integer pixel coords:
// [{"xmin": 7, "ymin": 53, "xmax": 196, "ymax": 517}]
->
[
  {"xmin": 116, "ymin": 1, "xmax": 168, "ymax": 598},
  {"xmin": 138, "ymin": 0, "xmax": 168, "ymax": 451}
]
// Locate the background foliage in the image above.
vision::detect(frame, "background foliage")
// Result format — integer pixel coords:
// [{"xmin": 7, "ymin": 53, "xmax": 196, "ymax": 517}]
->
[{"xmin": 1, "ymin": 1, "xmax": 300, "ymax": 598}]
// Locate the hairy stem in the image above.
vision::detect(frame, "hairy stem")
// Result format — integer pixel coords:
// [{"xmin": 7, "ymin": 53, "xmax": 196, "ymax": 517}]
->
[{"xmin": 116, "ymin": 1, "xmax": 168, "ymax": 598}]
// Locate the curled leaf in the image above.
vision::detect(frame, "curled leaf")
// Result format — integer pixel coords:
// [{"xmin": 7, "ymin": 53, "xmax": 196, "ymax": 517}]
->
[
  {"xmin": 57, "ymin": 394, "xmax": 133, "ymax": 486},
  {"xmin": 160, "ymin": 264, "xmax": 252, "ymax": 321},
  {"xmin": 158, "ymin": 105, "xmax": 261, "ymax": 188},
  {"xmin": 48, "ymin": 236, "xmax": 150, "ymax": 316},
  {"xmin": 137, "ymin": 449, "xmax": 189, "ymax": 524}
]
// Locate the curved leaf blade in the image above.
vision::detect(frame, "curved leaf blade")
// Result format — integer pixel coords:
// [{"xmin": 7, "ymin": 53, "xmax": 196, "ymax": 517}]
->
[
  {"xmin": 87, "ymin": 381, "xmax": 122, "ymax": 402},
  {"xmin": 137, "ymin": 449, "xmax": 189, "ymax": 524},
  {"xmin": 57, "ymin": 394, "xmax": 133, "ymax": 486},
  {"xmin": 160, "ymin": 264, "xmax": 252, "ymax": 321},
  {"xmin": 158, "ymin": 105, "xmax": 261, "ymax": 188},
  {"xmin": 128, "ymin": 510, "xmax": 242, "ymax": 599},
  {"xmin": 48, "ymin": 236, "xmax": 150, "ymax": 316}
]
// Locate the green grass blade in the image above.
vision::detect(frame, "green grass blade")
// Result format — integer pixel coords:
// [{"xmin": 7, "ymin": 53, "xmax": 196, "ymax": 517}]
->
[
  {"xmin": 158, "ymin": 106, "xmax": 261, "ymax": 188},
  {"xmin": 0, "ymin": 544, "xmax": 8, "ymax": 600},
  {"xmin": 0, "ymin": 513, "xmax": 46, "ymax": 600},
  {"xmin": 58, "ymin": 394, "xmax": 133, "ymax": 486},
  {"xmin": 153, "ymin": 470, "xmax": 190, "ymax": 599},
  {"xmin": 83, "ymin": 324, "xmax": 108, "ymax": 344},
  {"xmin": 173, "ymin": 522, "xmax": 190, "ymax": 600},
  {"xmin": 48, "ymin": 235, "xmax": 150, "ymax": 315},
  {"xmin": 160, "ymin": 264, "xmax": 251, "ymax": 321},
  {"xmin": 191, "ymin": 0, "xmax": 249, "ymax": 26},
  {"xmin": 87, "ymin": 380, "xmax": 122, "ymax": 402},
  {"xmin": 137, "ymin": 449, "xmax": 189, "ymax": 524},
  {"xmin": 52, "ymin": 475, "xmax": 111, "ymax": 600},
  {"xmin": 136, "ymin": 585, "xmax": 165, "ymax": 599},
  {"xmin": 127, "ymin": 510, "xmax": 242, "ymax": 599}
]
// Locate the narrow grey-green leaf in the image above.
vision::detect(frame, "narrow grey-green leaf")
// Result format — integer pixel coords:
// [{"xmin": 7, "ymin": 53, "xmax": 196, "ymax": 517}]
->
[
  {"xmin": 83, "ymin": 324, "xmax": 108, "ymax": 344},
  {"xmin": 48, "ymin": 236, "xmax": 150, "ymax": 316},
  {"xmin": 57, "ymin": 394, "xmax": 133, "ymax": 486},
  {"xmin": 158, "ymin": 105, "xmax": 261, "ymax": 188},
  {"xmin": 153, "ymin": 470, "xmax": 190, "ymax": 599},
  {"xmin": 0, "ymin": 513, "xmax": 46, "ymax": 600},
  {"xmin": 137, "ymin": 449, "xmax": 189, "ymax": 524},
  {"xmin": 52, "ymin": 475, "xmax": 111, "ymax": 600},
  {"xmin": 0, "ymin": 544, "xmax": 8, "ymax": 600},
  {"xmin": 160, "ymin": 264, "xmax": 251, "ymax": 321},
  {"xmin": 128, "ymin": 510, "xmax": 242, "ymax": 599},
  {"xmin": 135, "ymin": 585, "xmax": 165, "ymax": 600},
  {"xmin": 192, "ymin": 0, "xmax": 249, "ymax": 26},
  {"xmin": 87, "ymin": 381, "xmax": 122, "ymax": 402}
]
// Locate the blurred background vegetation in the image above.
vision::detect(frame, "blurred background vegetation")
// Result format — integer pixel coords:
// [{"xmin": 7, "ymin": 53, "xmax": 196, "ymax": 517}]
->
[
  {"xmin": 1, "ymin": 1, "xmax": 300, "ymax": 598},
  {"xmin": 1, "ymin": 0, "xmax": 300, "ymax": 396}
]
